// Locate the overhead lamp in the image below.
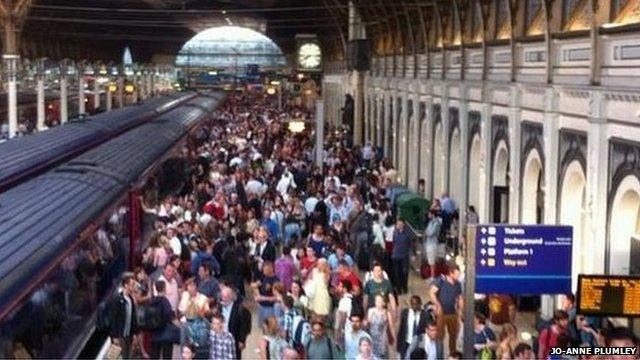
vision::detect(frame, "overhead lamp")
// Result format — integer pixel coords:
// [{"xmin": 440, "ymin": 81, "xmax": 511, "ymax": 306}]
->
[
  {"xmin": 297, "ymin": 73, "xmax": 305, "ymax": 80},
  {"xmin": 266, "ymin": 87, "xmax": 276, "ymax": 95},
  {"xmin": 288, "ymin": 121, "xmax": 306, "ymax": 133},
  {"xmin": 108, "ymin": 84, "xmax": 117, "ymax": 93},
  {"xmin": 304, "ymin": 89, "xmax": 313, "ymax": 95},
  {"xmin": 270, "ymin": 80, "xmax": 281, "ymax": 86},
  {"xmin": 208, "ymin": 70, "xmax": 218, "ymax": 76},
  {"xmin": 124, "ymin": 84, "xmax": 135, "ymax": 93},
  {"xmin": 99, "ymin": 68, "xmax": 107, "ymax": 75}
]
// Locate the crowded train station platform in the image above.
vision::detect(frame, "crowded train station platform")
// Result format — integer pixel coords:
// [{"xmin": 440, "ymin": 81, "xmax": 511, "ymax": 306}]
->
[{"xmin": 2, "ymin": 1, "xmax": 640, "ymax": 360}]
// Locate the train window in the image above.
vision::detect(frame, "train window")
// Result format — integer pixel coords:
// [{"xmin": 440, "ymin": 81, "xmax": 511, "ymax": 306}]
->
[{"xmin": 0, "ymin": 206, "xmax": 130, "ymax": 358}]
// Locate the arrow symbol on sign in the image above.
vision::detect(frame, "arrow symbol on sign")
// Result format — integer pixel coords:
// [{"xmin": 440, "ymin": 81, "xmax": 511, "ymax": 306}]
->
[
  {"xmin": 481, "ymin": 249, "xmax": 486, "ymax": 255},
  {"xmin": 481, "ymin": 228, "xmax": 487, "ymax": 234},
  {"xmin": 481, "ymin": 259, "xmax": 486, "ymax": 266},
  {"xmin": 481, "ymin": 238, "xmax": 487, "ymax": 245}
]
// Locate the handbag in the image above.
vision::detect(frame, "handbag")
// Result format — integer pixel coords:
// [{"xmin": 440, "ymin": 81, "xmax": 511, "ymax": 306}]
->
[{"xmin": 478, "ymin": 329, "xmax": 495, "ymax": 360}]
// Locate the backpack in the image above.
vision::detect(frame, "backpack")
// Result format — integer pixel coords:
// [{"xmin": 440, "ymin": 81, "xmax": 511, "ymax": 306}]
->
[
  {"xmin": 137, "ymin": 301, "xmax": 165, "ymax": 331},
  {"xmin": 532, "ymin": 319, "xmax": 553, "ymax": 356},
  {"xmin": 291, "ymin": 315, "xmax": 311, "ymax": 352},
  {"xmin": 305, "ymin": 336, "xmax": 333, "ymax": 359},
  {"xmin": 185, "ymin": 317, "xmax": 211, "ymax": 350}
]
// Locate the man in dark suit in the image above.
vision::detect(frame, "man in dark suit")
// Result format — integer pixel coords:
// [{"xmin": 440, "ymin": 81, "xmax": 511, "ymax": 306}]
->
[
  {"xmin": 252, "ymin": 226, "xmax": 276, "ymax": 271},
  {"xmin": 108, "ymin": 272, "xmax": 138, "ymax": 358},
  {"xmin": 397, "ymin": 296, "xmax": 433, "ymax": 356},
  {"xmin": 257, "ymin": 226, "xmax": 276, "ymax": 262},
  {"xmin": 220, "ymin": 285, "xmax": 252, "ymax": 359},
  {"xmin": 404, "ymin": 322, "xmax": 444, "ymax": 359}
]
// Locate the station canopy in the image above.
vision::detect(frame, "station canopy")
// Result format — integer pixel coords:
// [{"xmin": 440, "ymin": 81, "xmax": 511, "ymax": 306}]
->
[{"xmin": 175, "ymin": 26, "xmax": 287, "ymax": 69}]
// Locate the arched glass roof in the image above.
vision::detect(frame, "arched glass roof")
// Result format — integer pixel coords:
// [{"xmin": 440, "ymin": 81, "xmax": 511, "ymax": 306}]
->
[{"xmin": 175, "ymin": 26, "xmax": 287, "ymax": 69}]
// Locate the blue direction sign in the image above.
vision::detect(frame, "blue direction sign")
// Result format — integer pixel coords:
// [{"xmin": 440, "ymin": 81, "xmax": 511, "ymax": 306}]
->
[{"xmin": 475, "ymin": 225, "xmax": 573, "ymax": 294}]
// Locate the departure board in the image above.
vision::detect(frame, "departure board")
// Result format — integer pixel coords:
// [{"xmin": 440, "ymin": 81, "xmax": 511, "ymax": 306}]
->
[{"xmin": 577, "ymin": 275, "xmax": 640, "ymax": 317}]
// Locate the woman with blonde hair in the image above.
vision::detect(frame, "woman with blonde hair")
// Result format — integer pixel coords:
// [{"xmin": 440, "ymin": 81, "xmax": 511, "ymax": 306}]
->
[
  {"xmin": 496, "ymin": 323, "xmax": 518, "ymax": 360},
  {"xmin": 304, "ymin": 258, "xmax": 332, "ymax": 318}
]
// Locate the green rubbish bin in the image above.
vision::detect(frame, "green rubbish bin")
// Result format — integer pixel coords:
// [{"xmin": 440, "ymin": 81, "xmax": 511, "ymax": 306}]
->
[{"xmin": 396, "ymin": 192, "xmax": 431, "ymax": 231}]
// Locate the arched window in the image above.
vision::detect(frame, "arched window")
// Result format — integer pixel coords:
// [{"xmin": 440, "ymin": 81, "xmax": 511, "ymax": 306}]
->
[
  {"xmin": 562, "ymin": 0, "xmax": 581, "ymax": 27},
  {"xmin": 175, "ymin": 26, "xmax": 287, "ymax": 69},
  {"xmin": 496, "ymin": 0, "xmax": 511, "ymax": 39},
  {"xmin": 526, "ymin": 0, "xmax": 542, "ymax": 29}
]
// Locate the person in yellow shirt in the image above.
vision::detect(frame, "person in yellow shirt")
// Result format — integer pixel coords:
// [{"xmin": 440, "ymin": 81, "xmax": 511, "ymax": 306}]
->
[{"xmin": 179, "ymin": 277, "xmax": 210, "ymax": 319}]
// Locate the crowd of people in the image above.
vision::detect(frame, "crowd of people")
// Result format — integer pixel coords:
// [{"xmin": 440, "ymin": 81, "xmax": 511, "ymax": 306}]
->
[{"xmin": 102, "ymin": 88, "xmax": 639, "ymax": 360}]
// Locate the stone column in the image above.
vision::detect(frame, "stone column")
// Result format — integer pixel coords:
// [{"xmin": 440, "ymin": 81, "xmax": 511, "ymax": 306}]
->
[
  {"xmin": 440, "ymin": 82, "xmax": 450, "ymax": 196},
  {"xmin": 400, "ymin": 89, "xmax": 409, "ymax": 182},
  {"xmin": 424, "ymin": 93, "xmax": 435, "ymax": 198},
  {"xmin": 478, "ymin": 99, "xmax": 493, "ymax": 223},
  {"xmin": 315, "ymin": 99, "xmax": 325, "ymax": 169},
  {"xmin": 59, "ymin": 61, "xmax": 68, "ymax": 124},
  {"xmin": 410, "ymin": 92, "xmax": 421, "ymax": 190},
  {"xmin": 364, "ymin": 88, "xmax": 370, "ymax": 143},
  {"xmin": 508, "ymin": 85, "xmax": 522, "ymax": 223},
  {"xmin": 587, "ymin": 90, "xmax": 608, "ymax": 274},
  {"xmin": 78, "ymin": 71, "xmax": 86, "ymax": 115},
  {"xmin": 458, "ymin": 86, "xmax": 470, "ymax": 234},
  {"xmin": 376, "ymin": 92, "xmax": 383, "ymax": 147},
  {"xmin": 106, "ymin": 82, "xmax": 113, "ymax": 111},
  {"xmin": 540, "ymin": 87, "xmax": 560, "ymax": 319},
  {"xmin": 383, "ymin": 91, "xmax": 391, "ymax": 157},
  {"xmin": 132, "ymin": 71, "xmax": 139, "ymax": 104},
  {"xmin": 4, "ymin": 54, "xmax": 18, "ymax": 136},
  {"xmin": 36, "ymin": 59, "xmax": 45, "ymax": 131},
  {"xmin": 348, "ymin": 0, "xmax": 366, "ymax": 146},
  {"xmin": 93, "ymin": 65, "xmax": 101, "ymax": 111},
  {"xmin": 391, "ymin": 89, "xmax": 399, "ymax": 166},
  {"xmin": 117, "ymin": 75, "xmax": 124, "ymax": 108}
]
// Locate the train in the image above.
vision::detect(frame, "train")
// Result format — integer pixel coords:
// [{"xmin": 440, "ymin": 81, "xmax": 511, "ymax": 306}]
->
[
  {"xmin": 0, "ymin": 91, "xmax": 226, "ymax": 359},
  {"xmin": 0, "ymin": 92, "xmax": 198, "ymax": 192}
]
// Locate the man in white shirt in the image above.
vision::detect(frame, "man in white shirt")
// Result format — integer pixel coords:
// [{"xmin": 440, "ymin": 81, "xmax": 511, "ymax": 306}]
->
[
  {"xmin": 155, "ymin": 263, "xmax": 180, "ymax": 311},
  {"xmin": 323, "ymin": 168, "xmax": 341, "ymax": 189},
  {"xmin": 335, "ymin": 280, "xmax": 354, "ymax": 348},
  {"xmin": 167, "ymin": 227, "xmax": 181, "ymax": 256},
  {"xmin": 304, "ymin": 192, "xmax": 319, "ymax": 216}
]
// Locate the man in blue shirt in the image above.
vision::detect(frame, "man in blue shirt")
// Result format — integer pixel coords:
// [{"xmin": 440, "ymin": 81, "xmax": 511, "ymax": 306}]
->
[
  {"xmin": 392, "ymin": 219, "xmax": 413, "ymax": 295},
  {"xmin": 344, "ymin": 313, "xmax": 371, "ymax": 360},
  {"xmin": 261, "ymin": 209, "xmax": 281, "ymax": 245}
]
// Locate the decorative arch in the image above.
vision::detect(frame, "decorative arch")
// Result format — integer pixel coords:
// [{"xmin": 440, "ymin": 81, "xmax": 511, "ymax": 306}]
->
[
  {"xmin": 608, "ymin": 175, "xmax": 640, "ymax": 275},
  {"xmin": 607, "ymin": 139, "xmax": 640, "ymax": 275},
  {"xmin": 449, "ymin": 127, "xmax": 462, "ymax": 203},
  {"xmin": 469, "ymin": 133, "xmax": 482, "ymax": 209},
  {"xmin": 560, "ymin": 160, "xmax": 588, "ymax": 290},
  {"xmin": 175, "ymin": 26, "xmax": 287, "ymax": 69},
  {"xmin": 558, "ymin": 130, "xmax": 588, "ymax": 210},
  {"xmin": 521, "ymin": 148, "xmax": 544, "ymax": 224},
  {"xmin": 432, "ymin": 104, "xmax": 444, "ymax": 196}
]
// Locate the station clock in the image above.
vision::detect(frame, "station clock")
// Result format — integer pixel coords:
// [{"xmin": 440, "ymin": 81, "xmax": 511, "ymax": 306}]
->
[{"xmin": 297, "ymin": 42, "xmax": 322, "ymax": 69}]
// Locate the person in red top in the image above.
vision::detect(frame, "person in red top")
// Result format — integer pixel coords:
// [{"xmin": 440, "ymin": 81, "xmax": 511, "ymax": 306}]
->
[
  {"xmin": 300, "ymin": 246, "xmax": 318, "ymax": 280},
  {"xmin": 538, "ymin": 310, "xmax": 569, "ymax": 359},
  {"xmin": 337, "ymin": 259, "xmax": 362, "ymax": 292},
  {"xmin": 203, "ymin": 192, "xmax": 227, "ymax": 220}
]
